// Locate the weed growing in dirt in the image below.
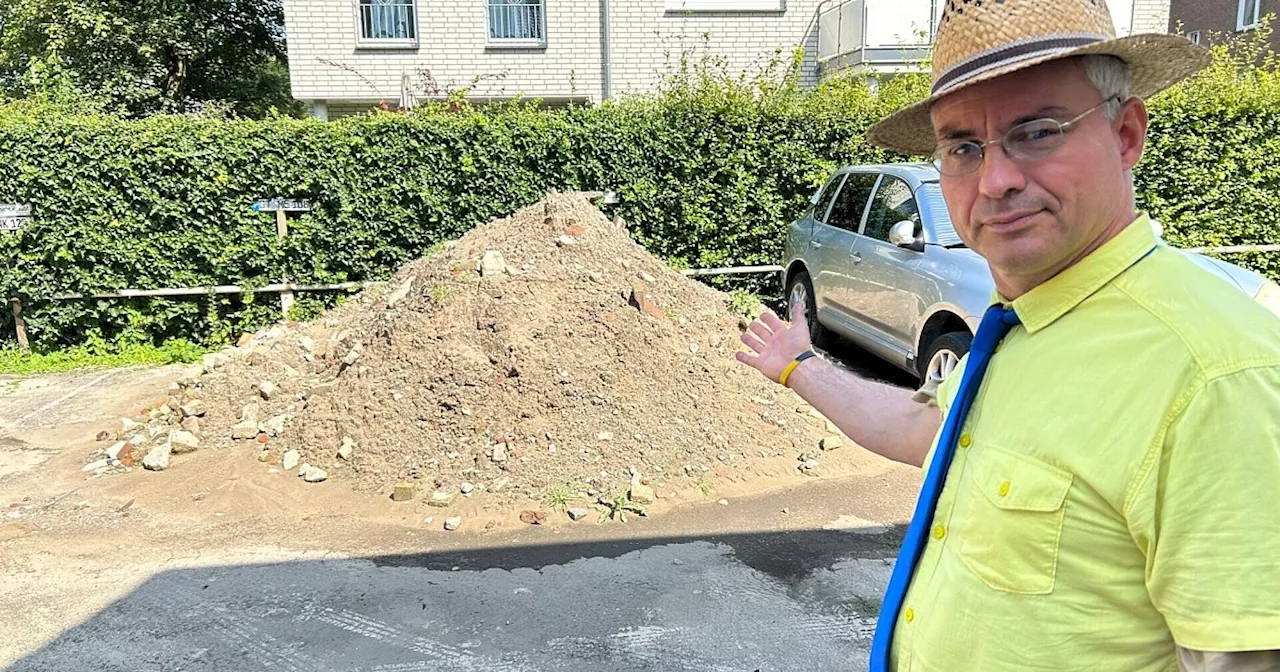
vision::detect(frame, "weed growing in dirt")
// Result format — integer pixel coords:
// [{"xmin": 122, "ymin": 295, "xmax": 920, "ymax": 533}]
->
[
  {"xmin": 597, "ymin": 491, "xmax": 648, "ymax": 523},
  {"xmin": 727, "ymin": 290, "xmax": 762, "ymax": 319},
  {"xmin": 0, "ymin": 339, "xmax": 205, "ymax": 375},
  {"xmin": 545, "ymin": 481, "xmax": 587, "ymax": 512},
  {"xmin": 697, "ymin": 477, "xmax": 715, "ymax": 498},
  {"xmin": 428, "ymin": 284, "xmax": 451, "ymax": 304}
]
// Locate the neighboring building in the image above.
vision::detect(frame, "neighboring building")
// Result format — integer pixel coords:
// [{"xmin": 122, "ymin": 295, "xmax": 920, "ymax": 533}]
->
[
  {"xmin": 282, "ymin": 0, "xmax": 941, "ymax": 117},
  {"xmin": 1170, "ymin": 0, "xmax": 1279, "ymax": 49}
]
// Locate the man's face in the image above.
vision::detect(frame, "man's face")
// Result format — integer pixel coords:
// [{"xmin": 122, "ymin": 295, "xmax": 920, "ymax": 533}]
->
[{"xmin": 931, "ymin": 59, "xmax": 1146, "ymax": 292}]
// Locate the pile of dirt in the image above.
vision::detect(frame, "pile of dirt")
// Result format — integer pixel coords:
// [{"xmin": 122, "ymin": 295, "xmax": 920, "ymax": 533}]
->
[{"xmin": 189, "ymin": 192, "xmax": 834, "ymax": 509}]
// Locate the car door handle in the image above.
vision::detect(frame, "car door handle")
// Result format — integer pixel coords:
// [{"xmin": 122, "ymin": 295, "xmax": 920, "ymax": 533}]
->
[
  {"xmin": 850, "ymin": 251, "xmax": 862, "ymax": 263},
  {"xmin": 811, "ymin": 240, "xmax": 824, "ymax": 249}
]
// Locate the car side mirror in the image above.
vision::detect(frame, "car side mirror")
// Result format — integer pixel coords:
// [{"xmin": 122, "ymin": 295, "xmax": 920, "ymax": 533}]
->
[{"xmin": 889, "ymin": 220, "xmax": 924, "ymax": 251}]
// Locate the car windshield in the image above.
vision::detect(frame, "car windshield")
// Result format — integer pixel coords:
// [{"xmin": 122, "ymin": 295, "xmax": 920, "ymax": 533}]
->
[{"xmin": 919, "ymin": 183, "xmax": 965, "ymax": 247}]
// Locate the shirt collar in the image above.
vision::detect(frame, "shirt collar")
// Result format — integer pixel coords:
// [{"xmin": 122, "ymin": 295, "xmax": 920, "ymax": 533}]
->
[{"xmin": 993, "ymin": 214, "xmax": 1159, "ymax": 334}]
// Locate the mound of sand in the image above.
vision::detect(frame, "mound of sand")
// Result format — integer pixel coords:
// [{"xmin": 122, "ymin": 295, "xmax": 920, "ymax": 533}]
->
[{"xmin": 185, "ymin": 193, "xmax": 834, "ymax": 508}]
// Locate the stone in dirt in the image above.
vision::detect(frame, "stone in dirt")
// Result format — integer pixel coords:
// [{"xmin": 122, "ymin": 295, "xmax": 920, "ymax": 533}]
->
[
  {"xmin": 143, "ymin": 443, "xmax": 172, "ymax": 471},
  {"xmin": 444, "ymin": 516, "xmax": 462, "ymax": 531},
  {"xmin": 148, "ymin": 406, "xmax": 172, "ymax": 422},
  {"xmin": 169, "ymin": 430, "xmax": 200, "ymax": 454},
  {"xmin": 490, "ymin": 443, "xmax": 508, "ymax": 463},
  {"xmin": 820, "ymin": 435, "xmax": 843, "ymax": 451},
  {"xmin": 460, "ymin": 482, "xmax": 475, "ymax": 495},
  {"xmin": 231, "ymin": 423, "xmax": 259, "ymax": 440},
  {"xmin": 480, "ymin": 250, "xmax": 510, "ymax": 277},
  {"xmin": 106, "ymin": 441, "xmax": 129, "ymax": 460},
  {"xmin": 180, "ymin": 401, "xmax": 207, "ymax": 418},
  {"xmin": 261, "ymin": 414, "xmax": 288, "ymax": 437},
  {"xmin": 257, "ymin": 450, "xmax": 270, "ymax": 463},
  {"xmin": 337, "ymin": 437, "xmax": 355, "ymax": 461},
  {"xmin": 567, "ymin": 507, "xmax": 590, "ymax": 521},
  {"xmin": 555, "ymin": 235, "xmax": 577, "ymax": 247},
  {"xmin": 121, "ymin": 417, "xmax": 143, "ymax": 433},
  {"xmin": 256, "ymin": 380, "xmax": 278, "ymax": 401},
  {"xmin": 302, "ymin": 466, "xmax": 328, "ymax": 483},
  {"xmin": 96, "ymin": 430, "xmax": 111, "ymax": 442},
  {"xmin": 392, "ymin": 483, "xmax": 416, "ymax": 501},
  {"xmin": 629, "ymin": 281, "xmax": 666, "ymax": 319},
  {"xmin": 428, "ymin": 490, "xmax": 457, "ymax": 507},
  {"xmin": 490, "ymin": 477, "xmax": 510, "ymax": 493},
  {"xmin": 82, "ymin": 459, "xmax": 110, "ymax": 473},
  {"xmin": 629, "ymin": 483, "xmax": 657, "ymax": 505},
  {"xmin": 386, "ymin": 276, "xmax": 416, "ymax": 308},
  {"xmin": 520, "ymin": 510, "xmax": 547, "ymax": 525},
  {"xmin": 240, "ymin": 403, "xmax": 260, "ymax": 424},
  {"xmin": 282, "ymin": 449, "xmax": 301, "ymax": 471},
  {"xmin": 180, "ymin": 416, "xmax": 201, "ymax": 436},
  {"xmin": 298, "ymin": 335, "xmax": 316, "ymax": 353}
]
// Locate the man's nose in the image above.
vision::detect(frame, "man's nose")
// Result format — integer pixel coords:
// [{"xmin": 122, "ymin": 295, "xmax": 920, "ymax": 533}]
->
[{"xmin": 976, "ymin": 144, "xmax": 1028, "ymax": 200}]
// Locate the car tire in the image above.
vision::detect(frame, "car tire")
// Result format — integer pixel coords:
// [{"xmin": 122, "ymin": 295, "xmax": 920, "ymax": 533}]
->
[
  {"xmin": 787, "ymin": 271, "xmax": 831, "ymax": 350},
  {"xmin": 920, "ymin": 331, "xmax": 972, "ymax": 383}
]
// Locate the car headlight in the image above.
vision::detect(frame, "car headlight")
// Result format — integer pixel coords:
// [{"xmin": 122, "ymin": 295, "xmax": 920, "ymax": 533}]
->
[{"xmin": 1257, "ymin": 281, "xmax": 1280, "ymax": 319}]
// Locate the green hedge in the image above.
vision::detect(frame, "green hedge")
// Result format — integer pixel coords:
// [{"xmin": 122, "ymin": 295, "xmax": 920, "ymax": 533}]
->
[{"xmin": 0, "ymin": 40, "xmax": 1277, "ymax": 349}]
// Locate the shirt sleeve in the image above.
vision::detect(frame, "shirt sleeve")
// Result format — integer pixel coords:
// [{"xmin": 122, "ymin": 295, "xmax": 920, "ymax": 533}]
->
[{"xmin": 1127, "ymin": 365, "xmax": 1280, "ymax": 652}]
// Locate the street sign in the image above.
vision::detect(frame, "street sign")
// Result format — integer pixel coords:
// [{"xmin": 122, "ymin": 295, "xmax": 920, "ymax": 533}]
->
[
  {"xmin": 251, "ymin": 198, "xmax": 310, "ymax": 213},
  {"xmin": 0, "ymin": 204, "xmax": 32, "ymax": 232}
]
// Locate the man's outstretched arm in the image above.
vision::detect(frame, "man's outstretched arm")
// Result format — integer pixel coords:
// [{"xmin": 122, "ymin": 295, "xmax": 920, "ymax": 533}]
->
[{"xmin": 735, "ymin": 300, "xmax": 941, "ymax": 468}]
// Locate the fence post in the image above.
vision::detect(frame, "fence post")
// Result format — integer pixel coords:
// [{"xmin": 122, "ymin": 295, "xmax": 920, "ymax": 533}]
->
[
  {"xmin": 276, "ymin": 209, "xmax": 294, "ymax": 320},
  {"xmin": 10, "ymin": 298, "xmax": 29, "ymax": 350}
]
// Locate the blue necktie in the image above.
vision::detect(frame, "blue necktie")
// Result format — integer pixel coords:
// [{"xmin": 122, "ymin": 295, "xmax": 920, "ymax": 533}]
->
[{"xmin": 869, "ymin": 303, "xmax": 1021, "ymax": 671}]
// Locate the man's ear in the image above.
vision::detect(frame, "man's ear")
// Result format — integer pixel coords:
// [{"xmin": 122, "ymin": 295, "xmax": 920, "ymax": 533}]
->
[{"xmin": 1116, "ymin": 97, "xmax": 1148, "ymax": 171}]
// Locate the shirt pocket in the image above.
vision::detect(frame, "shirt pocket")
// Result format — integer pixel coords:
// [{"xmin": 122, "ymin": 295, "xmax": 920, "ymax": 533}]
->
[{"xmin": 958, "ymin": 445, "xmax": 1074, "ymax": 595}]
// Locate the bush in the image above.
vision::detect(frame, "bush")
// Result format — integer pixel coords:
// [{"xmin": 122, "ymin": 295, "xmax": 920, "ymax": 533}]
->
[{"xmin": 0, "ymin": 37, "xmax": 1276, "ymax": 349}]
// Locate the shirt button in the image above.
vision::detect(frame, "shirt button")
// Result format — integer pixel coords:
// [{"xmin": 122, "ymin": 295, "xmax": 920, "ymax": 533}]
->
[
  {"xmin": 932, "ymin": 524, "xmax": 946, "ymax": 540},
  {"xmin": 959, "ymin": 434, "xmax": 972, "ymax": 448},
  {"xmin": 999, "ymin": 481, "xmax": 1011, "ymax": 497},
  {"xmin": 905, "ymin": 608, "xmax": 915, "ymax": 623}
]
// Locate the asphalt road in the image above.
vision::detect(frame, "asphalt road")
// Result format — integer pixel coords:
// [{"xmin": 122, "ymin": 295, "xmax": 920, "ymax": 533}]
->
[{"xmin": 7, "ymin": 524, "xmax": 904, "ymax": 672}]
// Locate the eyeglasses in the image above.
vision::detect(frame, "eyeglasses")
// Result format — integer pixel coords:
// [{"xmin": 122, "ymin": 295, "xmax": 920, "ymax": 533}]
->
[{"xmin": 931, "ymin": 96, "xmax": 1122, "ymax": 177}]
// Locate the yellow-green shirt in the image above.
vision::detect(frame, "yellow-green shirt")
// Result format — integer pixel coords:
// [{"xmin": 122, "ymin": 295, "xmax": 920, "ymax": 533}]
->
[{"xmin": 893, "ymin": 215, "xmax": 1280, "ymax": 671}]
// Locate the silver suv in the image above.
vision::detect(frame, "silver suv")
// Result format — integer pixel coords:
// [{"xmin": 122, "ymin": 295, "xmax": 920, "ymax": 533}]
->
[{"xmin": 783, "ymin": 163, "xmax": 1280, "ymax": 383}]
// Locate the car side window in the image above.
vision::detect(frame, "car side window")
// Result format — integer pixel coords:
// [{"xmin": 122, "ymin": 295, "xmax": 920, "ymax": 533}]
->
[
  {"xmin": 812, "ymin": 175, "xmax": 846, "ymax": 224},
  {"xmin": 863, "ymin": 177, "xmax": 920, "ymax": 243},
  {"xmin": 825, "ymin": 173, "xmax": 879, "ymax": 232}
]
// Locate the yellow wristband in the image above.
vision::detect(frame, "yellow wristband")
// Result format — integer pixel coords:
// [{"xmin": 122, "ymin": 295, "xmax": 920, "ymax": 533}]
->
[{"xmin": 778, "ymin": 350, "xmax": 818, "ymax": 388}]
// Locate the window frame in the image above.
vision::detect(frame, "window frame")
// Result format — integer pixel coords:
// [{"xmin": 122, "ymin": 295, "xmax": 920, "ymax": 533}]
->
[
  {"xmin": 487, "ymin": 0, "xmax": 549, "ymax": 48},
  {"xmin": 811, "ymin": 174, "xmax": 847, "ymax": 225},
  {"xmin": 1187, "ymin": 30, "xmax": 1202, "ymax": 45},
  {"xmin": 1238, "ymin": 0, "xmax": 1262, "ymax": 31},
  {"xmin": 824, "ymin": 171, "xmax": 880, "ymax": 234},
  {"xmin": 860, "ymin": 175, "xmax": 922, "ymax": 245},
  {"xmin": 355, "ymin": 0, "xmax": 419, "ymax": 49}
]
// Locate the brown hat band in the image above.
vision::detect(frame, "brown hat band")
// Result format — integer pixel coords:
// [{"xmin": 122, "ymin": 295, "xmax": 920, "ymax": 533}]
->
[{"xmin": 932, "ymin": 33, "xmax": 1109, "ymax": 95}]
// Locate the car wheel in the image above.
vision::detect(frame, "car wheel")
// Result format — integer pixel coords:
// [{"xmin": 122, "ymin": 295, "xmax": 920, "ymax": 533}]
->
[
  {"xmin": 920, "ymin": 331, "xmax": 972, "ymax": 383},
  {"xmin": 787, "ymin": 271, "xmax": 831, "ymax": 349}
]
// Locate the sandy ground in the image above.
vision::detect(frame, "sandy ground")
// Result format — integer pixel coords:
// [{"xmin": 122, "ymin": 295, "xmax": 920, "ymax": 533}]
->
[{"xmin": 0, "ymin": 354, "xmax": 920, "ymax": 670}]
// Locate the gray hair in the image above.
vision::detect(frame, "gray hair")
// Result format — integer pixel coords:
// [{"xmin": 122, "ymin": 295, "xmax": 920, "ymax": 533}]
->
[{"xmin": 1078, "ymin": 55, "xmax": 1131, "ymax": 120}]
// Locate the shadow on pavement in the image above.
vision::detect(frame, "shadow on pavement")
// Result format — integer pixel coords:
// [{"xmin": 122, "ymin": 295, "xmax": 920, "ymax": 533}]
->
[{"xmin": 9, "ymin": 526, "xmax": 904, "ymax": 672}]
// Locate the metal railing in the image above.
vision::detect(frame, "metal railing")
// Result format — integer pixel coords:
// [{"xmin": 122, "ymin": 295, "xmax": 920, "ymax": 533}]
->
[
  {"xmin": 488, "ymin": 0, "xmax": 545, "ymax": 42},
  {"xmin": 816, "ymin": 0, "xmax": 935, "ymax": 70},
  {"xmin": 359, "ymin": 0, "xmax": 416, "ymax": 41}
]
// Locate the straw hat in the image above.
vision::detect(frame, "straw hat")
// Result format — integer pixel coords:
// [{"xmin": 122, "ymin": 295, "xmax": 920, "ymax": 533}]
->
[{"xmin": 866, "ymin": 0, "xmax": 1211, "ymax": 156}]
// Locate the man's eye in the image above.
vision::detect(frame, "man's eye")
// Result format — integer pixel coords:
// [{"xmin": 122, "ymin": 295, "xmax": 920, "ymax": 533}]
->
[
  {"xmin": 1012, "ymin": 125, "xmax": 1058, "ymax": 144},
  {"xmin": 948, "ymin": 142, "xmax": 981, "ymax": 157}
]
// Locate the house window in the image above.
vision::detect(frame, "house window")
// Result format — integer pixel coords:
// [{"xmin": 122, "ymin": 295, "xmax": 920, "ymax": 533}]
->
[
  {"xmin": 1238, "ymin": 0, "xmax": 1262, "ymax": 30},
  {"xmin": 1187, "ymin": 30, "xmax": 1201, "ymax": 45},
  {"xmin": 488, "ymin": 0, "xmax": 546, "ymax": 44},
  {"xmin": 359, "ymin": 0, "xmax": 417, "ymax": 43}
]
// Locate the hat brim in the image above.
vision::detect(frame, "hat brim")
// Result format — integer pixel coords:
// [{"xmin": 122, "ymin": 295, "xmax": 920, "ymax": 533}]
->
[{"xmin": 865, "ymin": 33, "xmax": 1212, "ymax": 157}]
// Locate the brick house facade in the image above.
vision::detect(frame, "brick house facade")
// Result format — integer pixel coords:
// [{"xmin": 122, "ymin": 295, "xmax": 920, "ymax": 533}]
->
[{"xmin": 1169, "ymin": 0, "xmax": 1279, "ymax": 50}]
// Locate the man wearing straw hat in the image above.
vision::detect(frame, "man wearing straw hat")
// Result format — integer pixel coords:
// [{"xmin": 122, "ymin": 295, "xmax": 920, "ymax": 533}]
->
[{"xmin": 736, "ymin": 0, "xmax": 1280, "ymax": 669}]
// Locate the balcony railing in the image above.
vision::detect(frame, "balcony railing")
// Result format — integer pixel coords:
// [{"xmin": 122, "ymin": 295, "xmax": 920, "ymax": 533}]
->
[
  {"xmin": 488, "ymin": 0, "xmax": 546, "ymax": 43},
  {"xmin": 817, "ymin": 0, "xmax": 937, "ymax": 70}
]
